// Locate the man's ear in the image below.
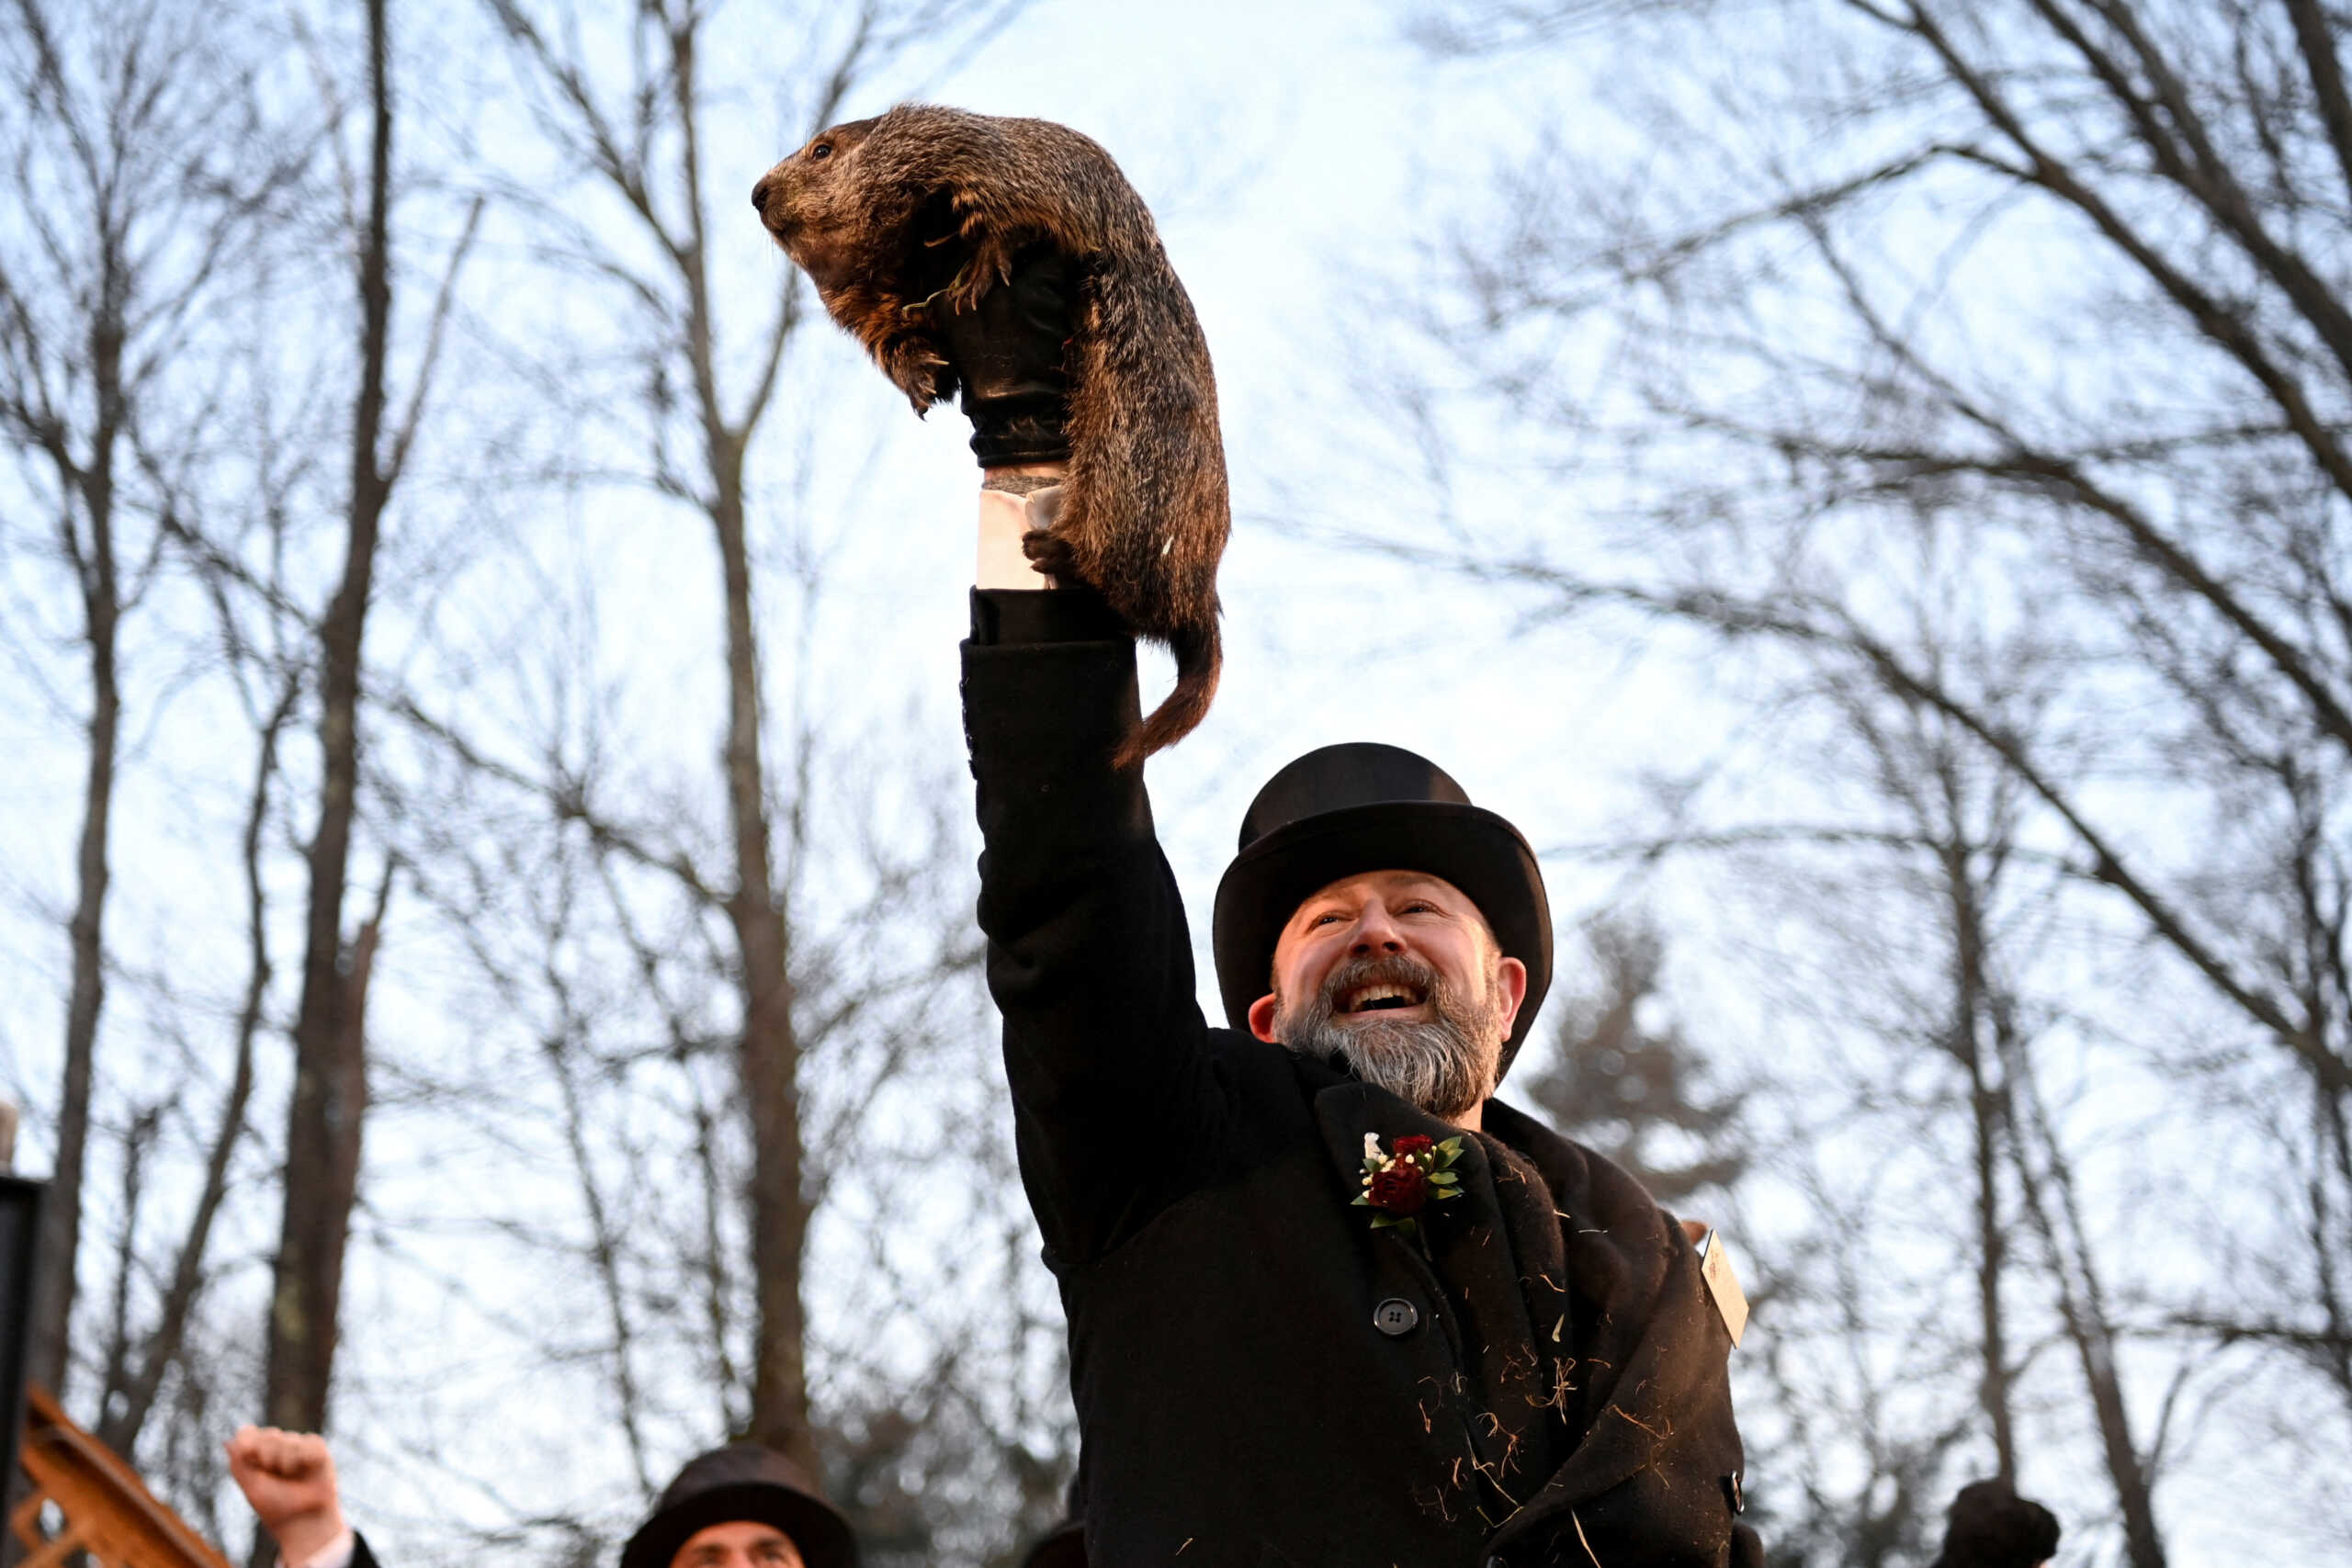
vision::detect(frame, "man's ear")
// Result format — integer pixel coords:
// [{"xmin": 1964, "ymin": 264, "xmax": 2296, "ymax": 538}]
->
[
  {"xmin": 1247, "ymin": 992, "xmax": 1281, "ymax": 1043},
  {"xmin": 1492, "ymin": 954, "xmax": 1529, "ymax": 1040}
]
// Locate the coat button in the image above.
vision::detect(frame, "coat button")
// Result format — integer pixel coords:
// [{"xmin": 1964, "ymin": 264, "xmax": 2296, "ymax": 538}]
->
[{"xmin": 1372, "ymin": 1297, "xmax": 1419, "ymax": 1337}]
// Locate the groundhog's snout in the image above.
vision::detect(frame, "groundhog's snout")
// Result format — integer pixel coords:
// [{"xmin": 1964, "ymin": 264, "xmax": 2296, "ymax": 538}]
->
[{"xmin": 751, "ymin": 166, "xmax": 801, "ymax": 235}]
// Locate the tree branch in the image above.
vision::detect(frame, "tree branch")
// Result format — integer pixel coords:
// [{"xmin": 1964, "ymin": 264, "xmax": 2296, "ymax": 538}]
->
[{"xmin": 1895, "ymin": 3, "xmax": 2352, "ymax": 505}]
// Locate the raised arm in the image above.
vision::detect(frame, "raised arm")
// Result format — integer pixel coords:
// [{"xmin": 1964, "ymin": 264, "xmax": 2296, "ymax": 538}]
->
[
  {"xmin": 945, "ymin": 252, "xmax": 1222, "ymax": 1261},
  {"xmin": 964, "ymin": 576, "xmax": 1223, "ymax": 1268}
]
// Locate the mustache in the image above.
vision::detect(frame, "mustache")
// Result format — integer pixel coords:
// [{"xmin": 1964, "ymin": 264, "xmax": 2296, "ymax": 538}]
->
[{"xmin": 1317, "ymin": 953, "xmax": 1441, "ymax": 1013}]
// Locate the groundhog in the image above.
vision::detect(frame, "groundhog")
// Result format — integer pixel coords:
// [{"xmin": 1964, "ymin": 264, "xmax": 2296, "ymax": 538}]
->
[{"xmin": 751, "ymin": 103, "xmax": 1227, "ymax": 768}]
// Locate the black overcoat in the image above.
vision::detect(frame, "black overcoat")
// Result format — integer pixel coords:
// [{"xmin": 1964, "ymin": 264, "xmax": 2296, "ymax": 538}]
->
[{"xmin": 965, "ymin": 594, "xmax": 1759, "ymax": 1568}]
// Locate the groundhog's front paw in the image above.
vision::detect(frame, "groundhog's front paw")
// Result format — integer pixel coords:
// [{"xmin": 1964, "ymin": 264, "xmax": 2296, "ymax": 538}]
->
[
  {"xmin": 880, "ymin": 336, "xmax": 953, "ymax": 411},
  {"xmin": 1021, "ymin": 529, "xmax": 1079, "ymax": 579},
  {"xmin": 957, "ymin": 226, "xmax": 1020, "ymax": 301}
]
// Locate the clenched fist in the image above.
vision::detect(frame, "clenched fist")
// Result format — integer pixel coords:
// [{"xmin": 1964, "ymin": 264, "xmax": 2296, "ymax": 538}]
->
[{"xmin": 224, "ymin": 1425, "xmax": 345, "ymax": 1564}]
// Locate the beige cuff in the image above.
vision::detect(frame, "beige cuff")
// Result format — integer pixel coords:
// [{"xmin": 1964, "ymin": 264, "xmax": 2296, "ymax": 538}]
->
[
  {"xmin": 977, "ymin": 486, "xmax": 1064, "ymax": 590},
  {"xmin": 288, "ymin": 1527, "xmax": 355, "ymax": 1568}
]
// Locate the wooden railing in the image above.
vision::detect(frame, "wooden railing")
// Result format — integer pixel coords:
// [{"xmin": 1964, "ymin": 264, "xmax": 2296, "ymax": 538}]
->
[{"xmin": 10, "ymin": 1385, "xmax": 231, "ymax": 1568}]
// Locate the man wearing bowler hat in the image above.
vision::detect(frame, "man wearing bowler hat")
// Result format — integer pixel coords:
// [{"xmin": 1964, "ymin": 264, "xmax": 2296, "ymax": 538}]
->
[
  {"xmin": 942, "ymin": 256, "xmax": 1762, "ymax": 1565},
  {"xmin": 228, "ymin": 1427, "xmax": 856, "ymax": 1568}
]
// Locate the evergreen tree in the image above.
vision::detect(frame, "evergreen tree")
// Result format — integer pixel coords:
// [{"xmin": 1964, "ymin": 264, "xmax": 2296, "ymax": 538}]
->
[{"xmin": 1519, "ymin": 916, "xmax": 1747, "ymax": 1206}]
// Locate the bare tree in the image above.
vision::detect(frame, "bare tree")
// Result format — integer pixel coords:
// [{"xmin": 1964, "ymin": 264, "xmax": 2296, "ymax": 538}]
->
[
  {"xmin": 473, "ymin": 0, "xmax": 1021, "ymax": 1472},
  {"xmin": 1565, "ymin": 627, "xmax": 2095, "ymax": 1558},
  {"xmin": 0, "ymin": 0, "xmax": 308, "ymax": 1403},
  {"xmin": 94, "ymin": 666, "xmax": 300, "ymax": 1459},
  {"xmin": 0, "ymin": 1, "xmax": 1069, "ymax": 1561},
  {"xmin": 382, "ymin": 661, "xmax": 1060, "ymax": 1561},
  {"xmin": 1381, "ymin": 1, "xmax": 2352, "ymax": 1556},
  {"xmin": 1826, "ymin": 660, "xmax": 2166, "ymax": 1549},
  {"xmin": 259, "ymin": 0, "xmax": 479, "ymax": 1474}
]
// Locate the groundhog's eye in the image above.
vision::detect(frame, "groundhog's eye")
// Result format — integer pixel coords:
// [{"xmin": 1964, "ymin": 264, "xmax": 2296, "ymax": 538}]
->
[{"xmin": 809, "ymin": 141, "xmax": 833, "ymax": 161}]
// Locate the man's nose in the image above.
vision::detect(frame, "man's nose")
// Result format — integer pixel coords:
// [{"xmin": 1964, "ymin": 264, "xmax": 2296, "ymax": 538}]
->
[{"xmin": 1349, "ymin": 904, "xmax": 1406, "ymax": 954}]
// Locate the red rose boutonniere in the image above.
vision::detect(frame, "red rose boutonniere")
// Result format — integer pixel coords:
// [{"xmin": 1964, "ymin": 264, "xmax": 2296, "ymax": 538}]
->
[{"xmin": 1354, "ymin": 1131, "xmax": 1464, "ymax": 1239}]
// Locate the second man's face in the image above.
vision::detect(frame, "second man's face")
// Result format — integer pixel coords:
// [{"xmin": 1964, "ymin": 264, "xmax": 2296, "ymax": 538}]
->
[{"xmin": 672, "ymin": 1522, "xmax": 805, "ymax": 1568}]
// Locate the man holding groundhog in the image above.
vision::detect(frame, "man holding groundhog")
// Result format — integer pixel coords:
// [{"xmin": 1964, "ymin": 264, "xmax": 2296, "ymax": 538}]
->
[{"xmin": 940, "ymin": 257, "xmax": 1762, "ymax": 1565}]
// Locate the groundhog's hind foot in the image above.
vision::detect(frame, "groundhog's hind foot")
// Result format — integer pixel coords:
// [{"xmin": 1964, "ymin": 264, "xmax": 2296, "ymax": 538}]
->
[{"xmin": 1021, "ymin": 529, "xmax": 1079, "ymax": 579}]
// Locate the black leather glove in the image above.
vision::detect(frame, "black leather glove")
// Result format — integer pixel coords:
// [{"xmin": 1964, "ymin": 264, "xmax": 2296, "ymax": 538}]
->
[{"xmin": 933, "ymin": 242, "xmax": 1074, "ymax": 468}]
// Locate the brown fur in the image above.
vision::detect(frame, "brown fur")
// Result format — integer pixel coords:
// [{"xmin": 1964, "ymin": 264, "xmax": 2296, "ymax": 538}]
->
[{"xmin": 752, "ymin": 104, "xmax": 1227, "ymax": 767}]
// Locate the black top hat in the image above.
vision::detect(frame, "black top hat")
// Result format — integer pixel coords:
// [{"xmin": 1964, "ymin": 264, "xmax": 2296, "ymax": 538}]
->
[
  {"xmin": 1211, "ymin": 742, "xmax": 1553, "ymax": 1077},
  {"xmin": 619, "ymin": 1445, "xmax": 857, "ymax": 1568}
]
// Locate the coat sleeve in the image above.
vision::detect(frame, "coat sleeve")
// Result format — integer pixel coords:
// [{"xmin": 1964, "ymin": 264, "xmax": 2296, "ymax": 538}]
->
[
  {"xmin": 963, "ymin": 590, "xmax": 1220, "ymax": 1264},
  {"xmin": 1488, "ymin": 1144, "xmax": 1758, "ymax": 1566}
]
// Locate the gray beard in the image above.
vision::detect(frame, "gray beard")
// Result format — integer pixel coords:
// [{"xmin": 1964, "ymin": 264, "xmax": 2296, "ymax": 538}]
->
[{"xmin": 1276, "ymin": 953, "xmax": 1503, "ymax": 1120}]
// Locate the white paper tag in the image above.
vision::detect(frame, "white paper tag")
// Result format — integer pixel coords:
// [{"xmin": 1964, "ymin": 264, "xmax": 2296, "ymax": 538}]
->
[{"xmin": 1698, "ymin": 1230, "xmax": 1748, "ymax": 1348}]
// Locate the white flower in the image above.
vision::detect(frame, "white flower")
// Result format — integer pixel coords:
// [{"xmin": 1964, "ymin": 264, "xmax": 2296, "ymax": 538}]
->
[{"xmin": 1363, "ymin": 1133, "xmax": 1383, "ymax": 1163}]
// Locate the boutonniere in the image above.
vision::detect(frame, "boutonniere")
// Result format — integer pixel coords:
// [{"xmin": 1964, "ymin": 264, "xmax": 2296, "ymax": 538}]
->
[{"xmin": 1354, "ymin": 1132, "xmax": 1464, "ymax": 1238}]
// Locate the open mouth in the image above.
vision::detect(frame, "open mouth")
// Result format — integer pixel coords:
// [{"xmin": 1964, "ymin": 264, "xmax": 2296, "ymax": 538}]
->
[{"xmin": 1339, "ymin": 981, "xmax": 1429, "ymax": 1015}]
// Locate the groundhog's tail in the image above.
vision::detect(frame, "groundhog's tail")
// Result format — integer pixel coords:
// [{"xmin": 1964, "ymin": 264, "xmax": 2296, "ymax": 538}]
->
[{"xmin": 1114, "ymin": 615, "xmax": 1222, "ymax": 771}]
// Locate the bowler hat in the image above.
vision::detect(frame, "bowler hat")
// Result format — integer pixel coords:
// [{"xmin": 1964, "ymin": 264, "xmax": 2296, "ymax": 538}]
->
[
  {"xmin": 1211, "ymin": 742, "xmax": 1552, "ymax": 1076},
  {"xmin": 619, "ymin": 1445, "xmax": 857, "ymax": 1568}
]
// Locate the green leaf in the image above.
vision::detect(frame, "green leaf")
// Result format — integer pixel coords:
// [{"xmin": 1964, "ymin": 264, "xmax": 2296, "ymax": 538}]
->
[{"xmin": 1428, "ymin": 1172, "xmax": 1459, "ymax": 1186}]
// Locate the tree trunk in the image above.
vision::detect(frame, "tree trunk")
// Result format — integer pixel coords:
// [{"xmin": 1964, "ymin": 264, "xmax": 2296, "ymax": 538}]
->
[
  {"xmin": 30, "ymin": 601, "xmax": 114, "ymax": 1400},
  {"xmin": 666, "ymin": 13, "xmax": 814, "ymax": 1467},
  {"xmin": 28, "ymin": 233, "xmax": 130, "ymax": 1403},
  {"xmin": 1997, "ymin": 1018, "xmax": 2169, "ymax": 1568},
  {"xmin": 258, "ymin": 0, "xmax": 392, "ymax": 1465},
  {"xmin": 1941, "ymin": 840, "xmax": 2017, "ymax": 1485},
  {"xmin": 711, "ymin": 449, "xmax": 814, "ymax": 1472}
]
